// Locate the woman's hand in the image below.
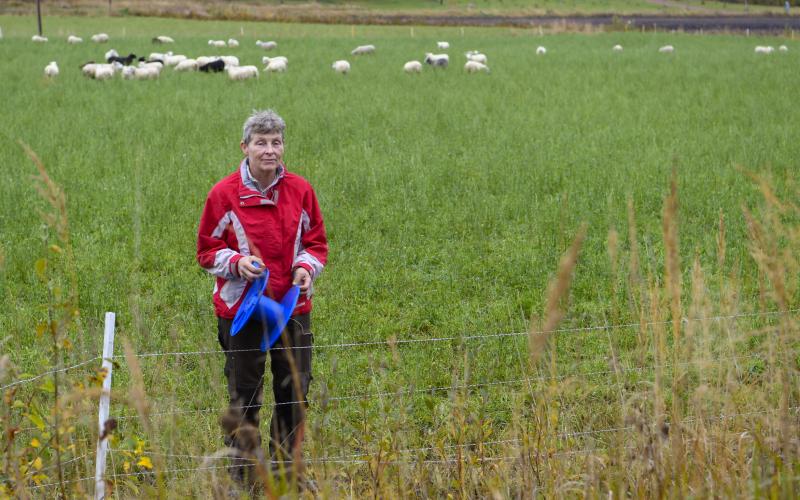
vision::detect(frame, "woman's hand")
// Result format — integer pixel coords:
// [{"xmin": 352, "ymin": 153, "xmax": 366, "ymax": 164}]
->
[
  {"xmin": 237, "ymin": 256, "xmax": 265, "ymax": 282},
  {"xmin": 292, "ymin": 267, "xmax": 312, "ymax": 293}
]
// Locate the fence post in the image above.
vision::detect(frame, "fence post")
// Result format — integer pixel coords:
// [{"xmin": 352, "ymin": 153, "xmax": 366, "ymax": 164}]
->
[{"xmin": 94, "ymin": 312, "xmax": 116, "ymax": 500}]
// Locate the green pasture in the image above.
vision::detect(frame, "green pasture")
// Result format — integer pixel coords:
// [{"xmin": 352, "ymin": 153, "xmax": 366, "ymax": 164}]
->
[{"xmin": 0, "ymin": 14, "xmax": 797, "ymax": 494}]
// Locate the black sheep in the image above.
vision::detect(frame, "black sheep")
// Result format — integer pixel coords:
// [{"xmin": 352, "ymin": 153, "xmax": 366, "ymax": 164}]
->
[
  {"xmin": 107, "ymin": 53, "xmax": 137, "ymax": 66},
  {"xmin": 199, "ymin": 59, "xmax": 225, "ymax": 73}
]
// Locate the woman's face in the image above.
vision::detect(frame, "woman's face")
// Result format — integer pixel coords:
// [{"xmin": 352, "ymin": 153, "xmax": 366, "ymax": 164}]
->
[{"xmin": 241, "ymin": 132, "xmax": 284, "ymax": 182}]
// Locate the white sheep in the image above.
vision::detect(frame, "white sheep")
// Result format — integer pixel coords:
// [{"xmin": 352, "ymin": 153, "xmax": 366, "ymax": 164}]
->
[
  {"xmin": 148, "ymin": 52, "xmax": 167, "ymax": 61},
  {"xmin": 104, "ymin": 49, "xmax": 119, "ymax": 61},
  {"xmin": 262, "ymin": 56, "xmax": 288, "ymax": 66},
  {"xmin": 153, "ymin": 35, "xmax": 174, "ymax": 43},
  {"xmin": 403, "ymin": 60, "xmax": 422, "ymax": 73},
  {"xmin": 93, "ymin": 65, "xmax": 115, "ymax": 80},
  {"xmin": 437, "ymin": 41, "xmax": 450, "ymax": 50},
  {"xmin": 67, "ymin": 35, "xmax": 83, "ymax": 44},
  {"xmin": 91, "ymin": 33, "xmax": 110, "ymax": 43},
  {"xmin": 44, "ymin": 61, "xmax": 59, "ymax": 77},
  {"xmin": 164, "ymin": 54, "xmax": 187, "ymax": 66},
  {"xmin": 32, "ymin": 35, "xmax": 48, "ymax": 43},
  {"xmin": 778, "ymin": 45, "xmax": 788, "ymax": 52},
  {"xmin": 351, "ymin": 44, "xmax": 376, "ymax": 55},
  {"xmin": 196, "ymin": 56, "xmax": 214, "ymax": 66},
  {"xmin": 658, "ymin": 45, "xmax": 674, "ymax": 53},
  {"xmin": 332, "ymin": 60, "xmax": 351, "ymax": 74},
  {"xmin": 424, "ymin": 53, "xmax": 449, "ymax": 68},
  {"xmin": 209, "ymin": 40, "xmax": 227, "ymax": 48},
  {"xmin": 535, "ymin": 46, "xmax": 547, "ymax": 55},
  {"xmin": 227, "ymin": 38, "xmax": 239, "ymax": 48},
  {"xmin": 174, "ymin": 59, "xmax": 199, "ymax": 72},
  {"xmin": 264, "ymin": 59, "xmax": 288, "ymax": 73},
  {"xmin": 465, "ymin": 51, "xmax": 487, "ymax": 64},
  {"xmin": 227, "ymin": 65, "xmax": 259, "ymax": 81},
  {"xmin": 81, "ymin": 62, "xmax": 97, "ymax": 77},
  {"xmin": 612, "ymin": 44, "xmax": 623, "ymax": 52},
  {"xmin": 121, "ymin": 66, "xmax": 136, "ymax": 80},
  {"xmin": 256, "ymin": 40, "xmax": 277, "ymax": 50},
  {"xmin": 755, "ymin": 45, "xmax": 775, "ymax": 54},
  {"xmin": 135, "ymin": 64, "xmax": 161, "ymax": 79},
  {"xmin": 219, "ymin": 55, "xmax": 239, "ymax": 67},
  {"xmin": 464, "ymin": 60, "xmax": 489, "ymax": 73}
]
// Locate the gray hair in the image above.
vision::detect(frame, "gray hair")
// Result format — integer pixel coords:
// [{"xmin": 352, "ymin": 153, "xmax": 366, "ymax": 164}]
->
[{"xmin": 242, "ymin": 109, "xmax": 286, "ymax": 144}]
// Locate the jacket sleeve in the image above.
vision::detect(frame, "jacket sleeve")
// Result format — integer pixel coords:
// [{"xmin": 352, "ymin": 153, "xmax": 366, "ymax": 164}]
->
[
  {"xmin": 292, "ymin": 186, "xmax": 328, "ymax": 281},
  {"xmin": 197, "ymin": 189, "xmax": 244, "ymax": 280}
]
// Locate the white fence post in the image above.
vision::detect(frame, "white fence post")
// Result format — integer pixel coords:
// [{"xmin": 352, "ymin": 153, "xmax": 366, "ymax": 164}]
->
[{"xmin": 94, "ymin": 312, "xmax": 116, "ymax": 500}]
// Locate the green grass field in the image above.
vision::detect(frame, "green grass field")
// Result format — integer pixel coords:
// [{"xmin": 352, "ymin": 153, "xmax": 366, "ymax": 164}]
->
[{"xmin": 0, "ymin": 14, "xmax": 798, "ymax": 497}]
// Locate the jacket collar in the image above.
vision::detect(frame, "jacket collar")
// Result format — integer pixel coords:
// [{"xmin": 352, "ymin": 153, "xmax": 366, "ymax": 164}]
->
[{"xmin": 238, "ymin": 158, "xmax": 285, "ymax": 205}]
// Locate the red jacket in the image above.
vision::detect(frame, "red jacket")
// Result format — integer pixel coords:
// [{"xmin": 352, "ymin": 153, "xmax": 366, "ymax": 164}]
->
[{"xmin": 197, "ymin": 160, "xmax": 328, "ymax": 319}]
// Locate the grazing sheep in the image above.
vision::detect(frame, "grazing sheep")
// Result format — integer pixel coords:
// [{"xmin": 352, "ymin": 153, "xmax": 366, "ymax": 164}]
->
[
  {"xmin": 351, "ymin": 44, "xmax": 376, "ymax": 55},
  {"xmin": 256, "ymin": 40, "xmax": 278, "ymax": 50},
  {"xmin": 174, "ymin": 59, "xmax": 199, "ymax": 72},
  {"xmin": 80, "ymin": 62, "xmax": 97, "ymax": 77},
  {"xmin": 148, "ymin": 52, "xmax": 167, "ymax": 61},
  {"xmin": 755, "ymin": 45, "xmax": 775, "ymax": 54},
  {"xmin": 227, "ymin": 38, "xmax": 239, "ymax": 48},
  {"xmin": 403, "ymin": 60, "xmax": 423, "ymax": 73},
  {"xmin": 779, "ymin": 45, "xmax": 788, "ymax": 52},
  {"xmin": 219, "ymin": 55, "xmax": 239, "ymax": 68},
  {"xmin": 227, "ymin": 65, "xmax": 259, "ymax": 81},
  {"xmin": 264, "ymin": 59, "xmax": 288, "ymax": 73},
  {"xmin": 209, "ymin": 40, "xmax": 227, "ymax": 48},
  {"xmin": 612, "ymin": 44, "xmax": 623, "ymax": 52},
  {"xmin": 466, "ymin": 51, "xmax": 488, "ymax": 63},
  {"xmin": 199, "ymin": 59, "xmax": 226, "ymax": 73},
  {"xmin": 437, "ymin": 41, "xmax": 450, "ymax": 49},
  {"xmin": 424, "ymin": 53, "xmax": 449, "ymax": 68},
  {"xmin": 152, "ymin": 35, "xmax": 174, "ymax": 44},
  {"xmin": 464, "ymin": 60, "xmax": 489, "ymax": 73},
  {"xmin": 91, "ymin": 33, "xmax": 110, "ymax": 43},
  {"xmin": 32, "ymin": 35, "xmax": 48, "ymax": 43},
  {"xmin": 164, "ymin": 54, "xmax": 188, "ymax": 66},
  {"xmin": 262, "ymin": 56, "xmax": 288, "ymax": 66},
  {"xmin": 136, "ymin": 66, "xmax": 160, "ymax": 80},
  {"xmin": 93, "ymin": 65, "xmax": 115, "ymax": 80},
  {"xmin": 108, "ymin": 53, "xmax": 137, "ymax": 65},
  {"xmin": 331, "ymin": 60, "xmax": 351, "ymax": 74},
  {"xmin": 658, "ymin": 45, "xmax": 674, "ymax": 53},
  {"xmin": 67, "ymin": 35, "xmax": 83, "ymax": 44},
  {"xmin": 121, "ymin": 66, "xmax": 136, "ymax": 80},
  {"xmin": 44, "ymin": 61, "xmax": 59, "ymax": 77},
  {"xmin": 535, "ymin": 46, "xmax": 547, "ymax": 55}
]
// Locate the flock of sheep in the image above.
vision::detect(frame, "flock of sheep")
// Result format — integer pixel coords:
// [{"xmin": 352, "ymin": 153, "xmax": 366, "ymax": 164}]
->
[{"xmin": 11, "ymin": 29, "xmax": 792, "ymax": 81}]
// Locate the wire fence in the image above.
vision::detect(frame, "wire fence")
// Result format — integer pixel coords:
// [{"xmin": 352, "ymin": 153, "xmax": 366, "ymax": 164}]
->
[{"xmin": 7, "ymin": 307, "xmax": 798, "ymax": 493}]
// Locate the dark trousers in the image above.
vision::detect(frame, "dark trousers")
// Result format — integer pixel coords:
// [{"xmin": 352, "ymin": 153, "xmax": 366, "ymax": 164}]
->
[{"xmin": 217, "ymin": 313, "xmax": 313, "ymax": 462}]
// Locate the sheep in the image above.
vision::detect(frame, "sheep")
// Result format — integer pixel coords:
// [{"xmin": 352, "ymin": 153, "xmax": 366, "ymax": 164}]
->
[
  {"xmin": 219, "ymin": 55, "xmax": 239, "ymax": 68},
  {"xmin": 227, "ymin": 65, "xmax": 259, "ymax": 81},
  {"xmin": 755, "ymin": 45, "xmax": 775, "ymax": 54},
  {"xmin": 91, "ymin": 33, "xmax": 110, "ymax": 43},
  {"xmin": 464, "ymin": 60, "xmax": 489, "ymax": 73},
  {"xmin": 403, "ymin": 60, "xmax": 423, "ymax": 73},
  {"xmin": 174, "ymin": 59, "xmax": 199, "ymax": 72},
  {"xmin": 32, "ymin": 35, "xmax": 48, "ymax": 43},
  {"xmin": 67, "ymin": 35, "xmax": 83, "ymax": 44},
  {"xmin": 108, "ymin": 53, "xmax": 137, "ymax": 66},
  {"xmin": 424, "ymin": 53, "xmax": 449, "ymax": 68},
  {"xmin": 93, "ymin": 64, "xmax": 115, "ymax": 80},
  {"xmin": 121, "ymin": 66, "xmax": 136, "ymax": 80},
  {"xmin": 256, "ymin": 40, "xmax": 278, "ymax": 50},
  {"xmin": 437, "ymin": 41, "xmax": 450, "ymax": 49},
  {"xmin": 351, "ymin": 44, "xmax": 376, "ymax": 55},
  {"xmin": 465, "ymin": 51, "xmax": 487, "ymax": 64},
  {"xmin": 263, "ymin": 59, "xmax": 288, "ymax": 73},
  {"xmin": 612, "ymin": 44, "xmax": 623, "ymax": 52},
  {"xmin": 44, "ymin": 61, "xmax": 59, "ymax": 77},
  {"xmin": 227, "ymin": 38, "xmax": 239, "ymax": 48},
  {"xmin": 332, "ymin": 60, "xmax": 351, "ymax": 74},
  {"xmin": 152, "ymin": 35, "xmax": 174, "ymax": 44},
  {"xmin": 535, "ymin": 46, "xmax": 547, "ymax": 55},
  {"xmin": 164, "ymin": 54, "xmax": 188, "ymax": 66},
  {"xmin": 658, "ymin": 45, "xmax": 674, "ymax": 53},
  {"xmin": 134, "ymin": 65, "xmax": 160, "ymax": 80},
  {"xmin": 80, "ymin": 62, "xmax": 97, "ymax": 77},
  {"xmin": 105, "ymin": 49, "xmax": 119, "ymax": 61},
  {"xmin": 209, "ymin": 40, "xmax": 227, "ymax": 48},
  {"xmin": 199, "ymin": 59, "xmax": 226, "ymax": 73},
  {"xmin": 262, "ymin": 56, "xmax": 288, "ymax": 66},
  {"xmin": 779, "ymin": 45, "xmax": 788, "ymax": 52},
  {"xmin": 148, "ymin": 52, "xmax": 167, "ymax": 61}
]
